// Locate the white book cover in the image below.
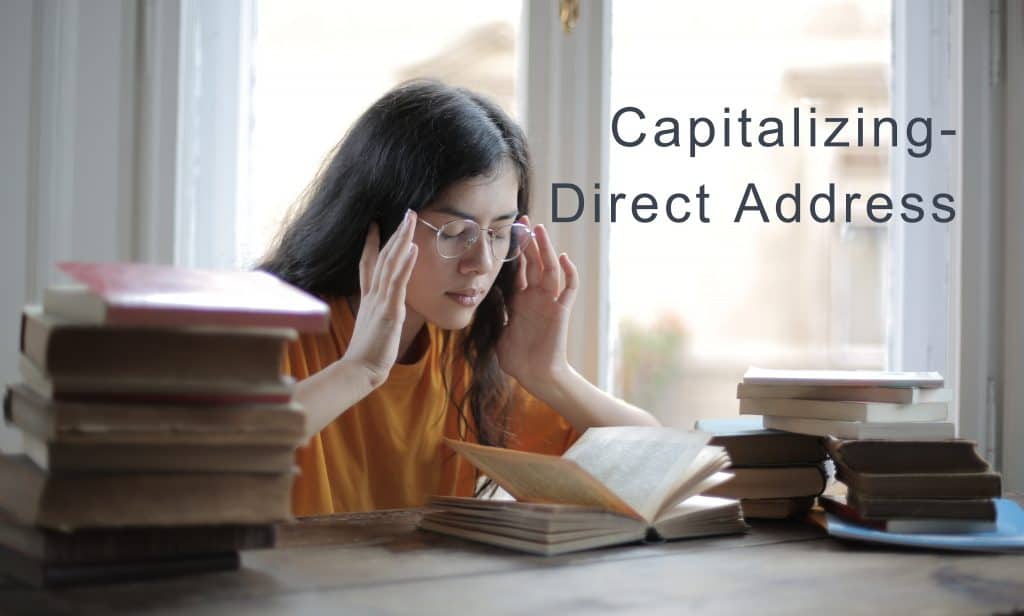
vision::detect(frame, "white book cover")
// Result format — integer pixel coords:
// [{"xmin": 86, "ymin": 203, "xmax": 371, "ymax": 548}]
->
[{"xmin": 743, "ymin": 367, "xmax": 944, "ymax": 389}]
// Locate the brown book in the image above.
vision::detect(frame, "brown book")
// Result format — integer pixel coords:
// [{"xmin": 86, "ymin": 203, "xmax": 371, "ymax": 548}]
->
[
  {"xmin": 703, "ymin": 464, "xmax": 827, "ymax": 500},
  {"xmin": 0, "ymin": 513, "xmax": 274, "ymax": 564},
  {"xmin": 20, "ymin": 430, "xmax": 297, "ymax": 473},
  {"xmin": 21, "ymin": 306, "xmax": 295, "ymax": 388},
  {"xmin": 0, "ymin": 454, "xmax": 293, "ymax": 530},
  {"xmin": 695, "ymin": 417, "xmax": 826, "ymax": 466},
  {"xmin": 740, "ymin": 496, "xmax": 815, "ymax": 519},
  {"xmin": 825, "ymin": 436, "xmax": 991, "ymax": 473},
  {"xmin": 5, "ymin": 384, "xmax": 305, "ymax": 446},
  {"xmin": 819, "ymin": 494, "xmax": 998, "ymax": 532},
  {"xmin": 842, "ymin": 491, "xmax": 997, "ymax": 521},
  {"xmin": 19, "ymin": 353, "xmax": 294, "ymax": 405},
  {"xmin": 835, "ymin": 467, "xmax": 1002, "ymax": 499},
  {"xmin": 0, "ymin": 544, "xmax": 239, "ymax": 588}
]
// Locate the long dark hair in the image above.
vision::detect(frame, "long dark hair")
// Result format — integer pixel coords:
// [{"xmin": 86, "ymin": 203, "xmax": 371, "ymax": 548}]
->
[{"xmin": 259, "ymin": 80, "xmax": 530, "ymax": 450}]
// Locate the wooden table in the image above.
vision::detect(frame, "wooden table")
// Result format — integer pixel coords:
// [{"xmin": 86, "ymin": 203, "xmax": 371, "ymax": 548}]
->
[{"xmin": 3, "ymin": 499, "xmax": 1024, "ymax": 615}]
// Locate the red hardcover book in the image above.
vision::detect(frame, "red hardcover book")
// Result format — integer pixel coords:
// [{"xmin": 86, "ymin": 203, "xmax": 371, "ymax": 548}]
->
[{"xmin": 44, "ymin": 262, "xmax": 329, "ymax": 332}]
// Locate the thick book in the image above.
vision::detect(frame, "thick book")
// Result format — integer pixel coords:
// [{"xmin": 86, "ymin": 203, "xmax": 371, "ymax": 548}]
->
[
  {"xmin": 19, "ymin": 354, "xmax": 294, "ymax": 405},
  {"xmin": 44, "ymin": 261, "xmax": 329, "ymax": 332},
  {"xmin": 21, "ymin": 306, "xmax": 295, "ymax": 387},
  {"xmin": 819, "ymin": 494, "xmax": 996, "ymax": 532},
  {"xmin": 820, "ymin": 498, "xmax": 1024, "ymax": 552},
  {"xmin": 20, "ymin": 431, "xmax": 298, "ymax": 473},
  {"xmin": 0, "ymin": 514, "xmax": 274, "ymax": 564},
  {"xmin": 694, "ymin": 416, "xmax": 826, "ymax": 466},
  {"xmin": 0, "ymin": 544, "xmax": 239, "ymax": 588},
  {"xmin": 737, "ymin": 382, "xmax": 951, "ymax": 404},
  {"xmin": 844, "ymin": 492, "xmax": 998, "ymax": 520},
  {"xmin": 4, "ymin": 383, "xmax": 306, "ymax": 446},
  {"xmin": 763, "ymin": 415, "xmax": 956, "ymax": 440},
  {"xmin": 743, "ymin": 367, "xmax": 944, "ymax": 388},
  {"xmin": 836, "ymin": 467, "xmax": 1002, "ymax": 500},
  {"xmin": 739, "ymin": 397, "xmax": 948, "ymax": 423},
  {"xmin": 740, "ymin": 496, "xmax": 815, "ymax": 519},
  {"xmin": 419, "ymin": 427, "xmax": 747, "ymax": 555},
  {"xmin": 825, "ymin": 436, "xmax": 990, "ymax": 474},
  {"xmin": 0, "ymin": 454, "xmax": 293, "ymax": 530},
  {"xmin": 703, "ymin": 464, "xmax": 827, "ymax": 500}
]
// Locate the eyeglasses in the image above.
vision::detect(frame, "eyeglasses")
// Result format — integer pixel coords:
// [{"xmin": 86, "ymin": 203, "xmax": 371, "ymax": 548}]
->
[{"xmin": 417, "ymin": 218, "xmax": 533, "ymax": 262}]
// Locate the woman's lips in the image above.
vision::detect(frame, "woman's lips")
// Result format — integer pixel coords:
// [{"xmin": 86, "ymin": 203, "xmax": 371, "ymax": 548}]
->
[{"xmin": 445, "ymin": 290, "xmax": 481, "ymax": 307}]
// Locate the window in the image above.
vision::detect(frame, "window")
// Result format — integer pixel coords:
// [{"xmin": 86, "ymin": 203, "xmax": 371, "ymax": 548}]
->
[
  {"xmin": 238, "ymin": 0, "xmax": 523, "ymax": 269},
  {"xmin": 607, "ymin": 0, "xmax": 893, "ymax": 427}
]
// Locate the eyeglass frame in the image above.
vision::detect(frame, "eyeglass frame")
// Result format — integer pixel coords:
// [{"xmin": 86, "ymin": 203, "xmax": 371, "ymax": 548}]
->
[{"xmin": 416, "ymin": 217, "xmax": 534, "ymax": 263}]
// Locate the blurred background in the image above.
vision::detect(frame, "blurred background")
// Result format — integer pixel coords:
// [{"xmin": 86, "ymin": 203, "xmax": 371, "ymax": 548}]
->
[
  {"xmin": 1, "ymin": 1, "xmax": 1021, "ymax": 488},
  {"xmin": 242, "ymin": 0, "xmax": 890, "ymax": 429}
]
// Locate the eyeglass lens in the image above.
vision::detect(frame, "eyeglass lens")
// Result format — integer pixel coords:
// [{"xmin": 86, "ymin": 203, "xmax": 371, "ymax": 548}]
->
[{"xmin": 436, "ymin": 220, "xmax": 532, "ymax": 261}]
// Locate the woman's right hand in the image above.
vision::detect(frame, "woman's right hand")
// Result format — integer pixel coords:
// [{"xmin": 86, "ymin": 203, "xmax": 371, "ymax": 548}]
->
[{"xmin": 342, "ymin": 210, "xmax": 419, "ymax": 387}]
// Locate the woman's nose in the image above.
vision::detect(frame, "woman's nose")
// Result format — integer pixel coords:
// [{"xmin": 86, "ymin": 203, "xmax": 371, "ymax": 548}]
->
[{"xmin": 459, "ymin": 232, "xmax": 494, "ymax": 274}]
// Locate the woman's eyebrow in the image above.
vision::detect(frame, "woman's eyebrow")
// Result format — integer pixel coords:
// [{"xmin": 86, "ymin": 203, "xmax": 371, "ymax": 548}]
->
[{"xmin": 434, "ymin": 206, "xmax": 519, "ymax": 223}]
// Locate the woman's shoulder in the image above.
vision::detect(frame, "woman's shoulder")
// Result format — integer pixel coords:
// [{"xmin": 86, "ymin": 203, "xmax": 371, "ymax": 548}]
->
[{"xmin": 282, "ymin": 295, "xmax": 353, "ymax": 379}]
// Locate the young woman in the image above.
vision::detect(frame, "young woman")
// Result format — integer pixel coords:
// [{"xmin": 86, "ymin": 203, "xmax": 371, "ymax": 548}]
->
[{"xmin": 261, "ymin": 80, "xmax": 658, "ymax": 515}]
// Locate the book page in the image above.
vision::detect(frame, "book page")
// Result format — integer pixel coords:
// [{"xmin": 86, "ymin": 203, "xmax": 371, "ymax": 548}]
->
[
  {"xmin": 561, "ymin": 427, "xmax": 710, "ymax": 522},
  {"xmin": 444, "ymin": 440, "xmax": 641, "ymax": 519}
]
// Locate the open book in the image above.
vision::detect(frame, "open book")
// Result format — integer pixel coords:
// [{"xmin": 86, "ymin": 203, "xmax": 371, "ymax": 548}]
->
[{"xmin": 419, "ymin": 427, "xmax": 747, "ymax": 555}]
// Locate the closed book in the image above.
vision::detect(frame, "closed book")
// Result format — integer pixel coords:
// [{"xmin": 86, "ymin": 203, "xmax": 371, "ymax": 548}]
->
[
  {"xmin": 419, "ymin": 427, "xmax": 748, "ymax": 556},
  {"xmin": 818, "ymin": 494, "xmax": 997, "ymax": 533},
  {"xmin": 20, "ymin": 431, "xmax": 298, "ymax": 474},
  {"xmin": 740, "ymin": 496, "xmax": 815, "ymax": 519},
  {"xmin": 763, "ymin": 415, "xmax": 956, "ymax": 440},
  {"xmin": 843, "ymin": 491, "xmax": 997, "ymax": 521},
  {"xmin": 703, "ymin": 464, "xmax": 827, "ymax": 500},
  {"xmin": 742, "ymin": 367, "xmax": 944, "ymax": 388},
  {"xmin": 45, "ymin": 261, "xmax": 328, "ymax": 332},
  {"xmin": 19, "ymin": 354, "xmax": 294, "ymax": 405},
  {"xmin": 21, "ymin": 306, "xmax": 294, "ymax": 387},
  {"xmin": 835, "ymin": 467, "xmax": 1002, "ymax": 500},
  {"xmin": 0, "ymin": 513, "xmax": 274, "ymax": 564},
  {"xmin": 737, "ymin": 382, "xmax": 952, "ymax": 404},
  {"xmin": 694, "ymin": 416, "xmax": 826, "ymax": 466},
  {"xmin": 5, "ymin": 383, "xmax": 306, "ymax": 446},
  {"xmin": 0, "ymin": 454, "xmax": 293, "ymax": 530},
  {"xmin": 0, "ymin": 544, "xmax": 239, "ymax": 588},
  {"xmin": 825, "ymin": 436, "xmax": 990, "ymax": 474},
  {"xmin": 740, "ymin": 398, "xmax": 948, "ymax": 422}
]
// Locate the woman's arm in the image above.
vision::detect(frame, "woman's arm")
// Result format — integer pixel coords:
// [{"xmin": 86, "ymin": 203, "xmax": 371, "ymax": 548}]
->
[
  {"xmin": 295, "ymin": 357, "xmax": 383, "ymax": 440},
  {"xmin": 497, "ymin": 220, "xmax": 661, "ymax": 431},
  {"xmin": 523, "ymin": 365, "xmax": 660, "ymax": 432},
  {"xmin": 296, "ymin": 212, "xmax": 419, "ymax": 440}
]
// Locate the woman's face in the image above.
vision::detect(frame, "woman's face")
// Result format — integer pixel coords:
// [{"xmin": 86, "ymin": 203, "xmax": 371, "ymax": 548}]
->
[{"xmin": 406, "ymin": 162, "xmax": 520, "ymax": 331}]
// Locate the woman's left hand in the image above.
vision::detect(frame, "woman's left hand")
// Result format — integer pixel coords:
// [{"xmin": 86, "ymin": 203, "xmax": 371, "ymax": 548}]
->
[{"xmin": 496, "ymin": 216, "xmax": 579, "ymax": 395}]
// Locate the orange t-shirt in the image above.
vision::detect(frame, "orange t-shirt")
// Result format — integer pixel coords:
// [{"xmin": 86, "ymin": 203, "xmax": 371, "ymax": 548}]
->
[{"xmin": 284, "ymin": 297, "xmax": 579, "ymax": 515}]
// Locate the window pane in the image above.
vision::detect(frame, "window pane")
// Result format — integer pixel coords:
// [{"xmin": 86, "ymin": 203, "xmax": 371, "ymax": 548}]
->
[
  {"xmin": 240, "ymin": 0, "xmax": 522, "ymax": 268},
  {"xmin": 609, "ymin": 0, "xmax": 891, "ymax": 427}
]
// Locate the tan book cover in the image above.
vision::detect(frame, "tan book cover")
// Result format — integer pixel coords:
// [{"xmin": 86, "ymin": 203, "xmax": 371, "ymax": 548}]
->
[
  {"xmin": 5, "ymin": 384, "xmax": 305, "ymax": 446},
  {"xmin": 0, "ymin": 454, "xmax": 294, "ymax": 531}
]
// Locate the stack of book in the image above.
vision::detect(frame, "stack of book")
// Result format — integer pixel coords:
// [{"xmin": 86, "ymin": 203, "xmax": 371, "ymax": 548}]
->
[
  {"xmin": 694, "ymin": 416, "xmax": 827, "ymax": 519},
  {"xmin": 0, "ymin": 262, "xmax": 328, "ymax": 586},
  {"xmin": 819, "ymin": 437, "xmax": 1002, "ymax": 534},
  {"xmin": 737, "ymin": 367, "xmax": 955, "ymax": 440}
]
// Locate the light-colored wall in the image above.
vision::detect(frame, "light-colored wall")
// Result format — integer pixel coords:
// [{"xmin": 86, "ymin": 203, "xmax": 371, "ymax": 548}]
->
[{"xmin": 0, "ymin": 0, "xmax": 152, "ymax": 452}]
